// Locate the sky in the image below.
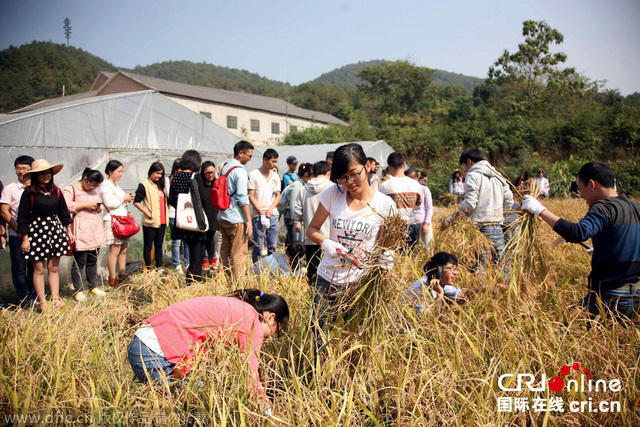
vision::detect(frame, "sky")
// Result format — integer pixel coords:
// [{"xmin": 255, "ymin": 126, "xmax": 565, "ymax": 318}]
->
[{"xmin": 1, "ymin": 0, "xmax": 639, "ymax": 95}]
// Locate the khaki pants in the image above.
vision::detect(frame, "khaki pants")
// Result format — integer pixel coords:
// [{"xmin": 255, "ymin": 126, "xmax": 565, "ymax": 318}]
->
[{"xmin": 219, "ymin": 220, "xmax": 248, "ymax": 280}]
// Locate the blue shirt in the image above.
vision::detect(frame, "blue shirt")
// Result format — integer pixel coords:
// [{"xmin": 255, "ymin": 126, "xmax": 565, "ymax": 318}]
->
[
  {"xmin": 217, "ymin": 159, "xmax": 250, "ymax": 225},
  {"xmin": 252, "ymin": 253, "xmax": 292, "ymax": 277},
  {"xmin": 405, "ymin": 276, "xmax": 461, "ymax": 313},
  {"xmin": 283, "ymin": 172, "xmax": 298, "ymax": 188}
]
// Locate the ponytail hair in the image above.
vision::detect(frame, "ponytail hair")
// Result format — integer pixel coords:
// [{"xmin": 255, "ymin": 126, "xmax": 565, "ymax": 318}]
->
[
  {"xmin": 229, "ymin": 288, "xmax": 290, "ymax": 331},
  {"xmin": 81, "ymin": 168, "xmax": 104, "ymax": 185}
]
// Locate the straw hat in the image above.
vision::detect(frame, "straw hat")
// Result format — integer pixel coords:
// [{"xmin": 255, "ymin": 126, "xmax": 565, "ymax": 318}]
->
[{"xmin": 23, "ymin": 159, "xmax": 63, "ymax": 180}]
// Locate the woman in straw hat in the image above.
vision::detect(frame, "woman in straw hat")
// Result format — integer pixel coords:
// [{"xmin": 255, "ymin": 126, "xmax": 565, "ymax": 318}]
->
[{"xmin": 17, "ymin": 159, "xmax": 74, "ymax": 312}]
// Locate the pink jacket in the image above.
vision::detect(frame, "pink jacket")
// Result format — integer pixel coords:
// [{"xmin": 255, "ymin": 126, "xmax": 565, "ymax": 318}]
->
[
  {"xmin": 63, "ymin": 183, "xmax": 106, "ymax": 251},
  {"xmin": 145, "ymin": 296, "xmax": 265, "ymax": 397}
]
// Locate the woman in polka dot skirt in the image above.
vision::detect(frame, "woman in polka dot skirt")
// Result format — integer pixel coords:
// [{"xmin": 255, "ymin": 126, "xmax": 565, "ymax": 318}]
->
[{"xmin": 17, "ymin": 159, "xmax": 74, "ymax": 312}]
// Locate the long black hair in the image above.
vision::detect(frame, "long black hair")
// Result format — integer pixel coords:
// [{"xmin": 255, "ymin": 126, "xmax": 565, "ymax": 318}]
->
[
  {"xmin": 27, "ymin": 170, "xmax": 56, "ymax": 195},
  {"xmin": 229, "ymin": 289, "xmax": 290, "ymax": 331},
  {"xmin": 422, "ymin": 252, "xmax": 458, "ymax": 282},
  {"xmin": 147, "ymin": 162, "xmax": 165, "ymax": 191}
]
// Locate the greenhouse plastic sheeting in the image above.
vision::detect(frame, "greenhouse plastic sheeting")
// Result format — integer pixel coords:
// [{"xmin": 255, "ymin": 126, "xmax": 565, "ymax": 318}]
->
[
  {"xmin": 0, "ymin": 90, "xmax": 240, "ymax": 192},
  {"xmin": 247, "ymin": 140, "xmax": 395, "ymax": 176}
]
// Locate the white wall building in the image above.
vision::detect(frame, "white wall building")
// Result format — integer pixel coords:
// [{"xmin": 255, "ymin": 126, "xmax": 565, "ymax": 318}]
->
[{"xmin": 89, "ymin": 71, "xmax": 348, "ymax": 146}]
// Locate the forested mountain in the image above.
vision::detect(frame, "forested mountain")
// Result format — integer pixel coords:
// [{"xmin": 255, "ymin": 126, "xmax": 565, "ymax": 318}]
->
[
  {"xmin": 1, "ymin": 43, "xmax": 485, "ymax": 114},
  {"xmin": 131, "ymin": 61, "xmax": 291, "ymax": 99},
  {"xmin": 311, "ymin": 60, "xmax": 484, "ymax": 91},
  {"xmin": 0, "ymin": 41, "xmax": 116, "ymax": 112}
]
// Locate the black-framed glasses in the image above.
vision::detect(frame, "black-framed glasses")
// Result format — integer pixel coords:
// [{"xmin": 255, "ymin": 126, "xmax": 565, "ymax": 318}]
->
[
  {"xmin": 336, "ymin": 167, "xmax": 365, "ymax": 184},
  {"xmin": 242, "ymin": 151, "xmax": 253, "ymax": 159}
]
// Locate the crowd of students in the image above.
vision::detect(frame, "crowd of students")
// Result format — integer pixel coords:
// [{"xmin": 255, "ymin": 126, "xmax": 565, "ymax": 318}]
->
[{"xmin": 2, "ymin": 143, "xmax": 638, "ymax": 417}]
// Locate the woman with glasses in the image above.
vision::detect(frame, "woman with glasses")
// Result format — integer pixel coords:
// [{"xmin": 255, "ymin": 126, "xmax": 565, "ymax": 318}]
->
[
  {"xmin": 405, "ymin": 251, "xmax": 483, "ymax": 311},
  {"xmin": 127, "ymin": 288, "xmax": 289, "ymax": 412},
  {"xmin": 199, "ymin": 161, "xmax": 219, "ymax": 271},
  {"xmin": 306, "ymin": 143, "xmax": 396, "ymax": 349},
  {"xmin": 63, "ymin": 168, "xmax": 107, "ymax": 301},
  {"xmin": 17, "ymin": 159, "xmax": 73, "ymax": 312}
]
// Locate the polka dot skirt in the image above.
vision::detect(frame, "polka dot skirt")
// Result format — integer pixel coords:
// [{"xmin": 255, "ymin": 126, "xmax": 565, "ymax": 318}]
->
[{"xmin": 25, "ymin": 216, "xmax": 71, "ymax": 260}]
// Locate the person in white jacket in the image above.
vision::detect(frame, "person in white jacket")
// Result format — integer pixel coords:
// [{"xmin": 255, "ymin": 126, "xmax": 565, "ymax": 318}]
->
[
  {"xmin": 293, "ymin": 161, "xmax": 332, "ymax": 285},
  {"xmin": 455, "ymin": 148, "xmax": 514, "ymax": 275}
]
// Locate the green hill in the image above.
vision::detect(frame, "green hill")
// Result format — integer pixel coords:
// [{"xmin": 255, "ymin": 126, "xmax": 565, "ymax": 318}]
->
[
  {"xmin": 131, "ymin": 60, "xmax": 291, "ymax": 99},
  {"xmin": 1, "ymin": 43, "xmax": 483, "ymax": 115},
  {"xmin": 311, "ymin": 59, "xmax": 484, "ymax": 91},
  {"xmin": 0, "ymin": 41, "xmax": 116, "ymax": 113}
]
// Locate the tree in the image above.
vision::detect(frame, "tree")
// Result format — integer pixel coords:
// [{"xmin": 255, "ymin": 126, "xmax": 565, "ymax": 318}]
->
[
  {"xmin": 63, "ymin": 18, "xmax": 72, "ymax": 46},
  {"xmin": 488, "ymin": 20, "xmax": 584, "ymax": 111},
  {"xmin": 357, "ymin": 60, "xmax": 435, "ymax": 116}
]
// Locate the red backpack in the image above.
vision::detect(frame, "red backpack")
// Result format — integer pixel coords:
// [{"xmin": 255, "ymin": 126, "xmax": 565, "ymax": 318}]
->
[{"xmin": 211, "ymin": 166, "xmax": 240, "ymax": 210}]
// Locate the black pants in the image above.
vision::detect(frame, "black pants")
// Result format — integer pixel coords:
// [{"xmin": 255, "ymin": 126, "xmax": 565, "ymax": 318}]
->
[
  {"xmin": 204, "ymin": 229, "xmax": 216, "ymax": 260},
  {"xmin": 71, "ymin": 249, "xmax": 99, "ymax": 291},
  {"xmin": 142, "ymin": 225, "xmax": 166, "ymax": 268},
  {"xmin": 184, "ymin": 235, "xmax": 206, "ymax": 284},
  {"xmin": 305, "ymin": 244, "xmax": 322, "ymax": 286}
]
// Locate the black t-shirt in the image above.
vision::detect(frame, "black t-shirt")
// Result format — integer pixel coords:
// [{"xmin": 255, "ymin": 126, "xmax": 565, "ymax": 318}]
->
[{"xmin": 17, "ymin": 188, "xmax": 72, "ymax": 234}]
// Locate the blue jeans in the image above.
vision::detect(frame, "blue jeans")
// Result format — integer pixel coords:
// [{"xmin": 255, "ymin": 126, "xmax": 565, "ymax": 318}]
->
[
  {"xmin": 284, "ymin": 217, "xmax": 302, "ymax": 243},
  {"xmin": 407, "ymin": 223, "xmax": 419, "ymax": 248},
  {"xmin": 169, "ymin": 218, "xmax": 190, "ymax": 267},
  {"xmin": 128, "ymin": 335, "xmax": 175, "ymax": 385},
  {"xmin": 251, "ymin": 215, "xmax": 279, "ymax": 264},
  {"xmin": 580, "ymin": 286, "xmax": 640, "ymax": 321},
  {"xmin": 476, "ymin": 224, "xmax": 510, "ymax": 280},
  {"xmin": 9, "ymin": 235, "xmax": 35, "ymax": 304}
]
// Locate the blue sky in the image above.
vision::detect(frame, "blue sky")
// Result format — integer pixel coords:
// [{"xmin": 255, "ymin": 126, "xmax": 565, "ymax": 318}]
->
[{"xmin": 1, "ymin": 0, "xmax": 638, "ymax": 95}]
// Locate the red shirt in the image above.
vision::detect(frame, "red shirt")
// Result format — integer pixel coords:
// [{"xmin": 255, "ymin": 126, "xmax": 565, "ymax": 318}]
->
[{"xmin": 145, "ymin": 296, "xmax": 265, "ymax": 396}]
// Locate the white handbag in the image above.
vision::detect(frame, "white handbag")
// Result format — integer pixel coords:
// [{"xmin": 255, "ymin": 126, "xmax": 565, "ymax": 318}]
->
[{"xmin": 176, "ymin": 192, "xmax": 209, "ymax": 232}]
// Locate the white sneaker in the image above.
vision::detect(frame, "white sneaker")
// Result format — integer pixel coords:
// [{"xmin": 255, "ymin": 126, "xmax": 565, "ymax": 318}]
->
[
  {"xmin": 175, "ymin": 265, "xmax": 184, "ymax": 275},
  {"xmin": 90, "ymin": 288, "xmax": 106, "ymax": 297},
  {"xmin": 74, "ymin": 291, "xmax": 87, "ymax": 302}
]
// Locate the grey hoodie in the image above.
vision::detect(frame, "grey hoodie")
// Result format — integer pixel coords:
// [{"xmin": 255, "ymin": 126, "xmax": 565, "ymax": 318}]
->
[
  {"xmin": 293, "ymin": 177, "xmax": 333, "ymax": 245},
  {"xmin": 458, "ymin": 160, "xmax": 514, "ymax": 223}
]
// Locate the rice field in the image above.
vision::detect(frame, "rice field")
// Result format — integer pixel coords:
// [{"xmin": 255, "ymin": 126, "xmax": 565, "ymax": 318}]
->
[{"xmin": 0, "ymin": 198, "xmax": 638, "ymax": 426}]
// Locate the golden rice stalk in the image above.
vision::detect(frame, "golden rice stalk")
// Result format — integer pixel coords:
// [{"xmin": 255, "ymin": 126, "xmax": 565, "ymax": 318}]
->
[
  {"xmin": 504, "ymin": 178, "xmax": 549, "ymax": 293},
  {"xmin": 437, "ymin": 213, "xmax": 492, "ymax": 273},
  {"xmin": 333, "ymin": 212, "xmax": 409, "ymax": 342}
]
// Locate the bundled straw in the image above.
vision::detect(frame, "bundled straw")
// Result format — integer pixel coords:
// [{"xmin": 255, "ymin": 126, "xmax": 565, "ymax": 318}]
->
[
  {"xmin": 504, "ymin": 178, "xmax": 549, "ymax": 292},
  {"xmin": 335, "ymin": 212, "xmax": 409, "ymax": 341}
]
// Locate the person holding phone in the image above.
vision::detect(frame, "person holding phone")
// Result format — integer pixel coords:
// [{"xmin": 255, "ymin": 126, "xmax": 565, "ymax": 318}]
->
[
  {"xmin": 100, "ymin": 160, "xmax": 135, "ymax": 287},
  {"xmin": 405, "ymin": 252, "xmax": 486, "ymax": 312},
  {"xmin": 63, "ymin": 168, "xmax": 106, "ymax": 301}
]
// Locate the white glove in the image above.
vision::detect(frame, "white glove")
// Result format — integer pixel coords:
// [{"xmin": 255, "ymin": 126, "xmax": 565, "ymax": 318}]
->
[
  {"xmin": 378, "ymin": 250, "xmax": 395, "ymax": 270},
  {"xmin": 586, "ymin": 248, "xmax": 594, "ymax": 256},
  {"xmin": 521, "ymin": 195, "xmax": 546, "ymax": 216},
  {"xmin": 321, "ymin": 239, "xmax": 348, "ymax": 257},
  {"xmin": 444, "ymin": 214, "xmax": 456, "ymax": 227},
  {"xmin": 260, "ymin": 215, "xmax": 270, "ymax": 230},
  {"xmin": 264, "ymin": 404, "xmax": 272, "ymax": 417}
]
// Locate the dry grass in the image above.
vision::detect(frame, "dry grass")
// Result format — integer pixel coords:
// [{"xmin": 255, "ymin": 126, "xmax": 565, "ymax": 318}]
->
[{"xmin": 1, "ymin": 198, "xmax": 639, "ymax": 426}]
